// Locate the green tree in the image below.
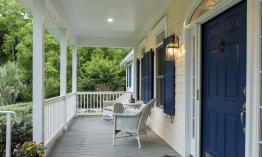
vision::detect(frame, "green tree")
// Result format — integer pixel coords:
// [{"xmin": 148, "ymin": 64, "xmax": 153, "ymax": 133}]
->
[
  {"xmin": 0, "ymin": 0, "xmax": 131, "ymax": 102},
  {"xmin": 0, "ymin": 0, "xmax": 31, "ymax": 63},
  {"xmin": 0, "ymin": 62, "xmax": 24, "ymax": 105},
  {"xmin": 78, "ymin": 54, "xmax": 126, "ymax": 91}
]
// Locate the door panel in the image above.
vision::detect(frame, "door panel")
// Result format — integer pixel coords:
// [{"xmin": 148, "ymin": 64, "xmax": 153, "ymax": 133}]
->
[{"xmin": 202, "ymin": 1, "xmax": 246, "ymax": 157}]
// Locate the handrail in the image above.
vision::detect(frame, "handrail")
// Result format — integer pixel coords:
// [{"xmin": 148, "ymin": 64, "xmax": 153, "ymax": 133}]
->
[
  {"xmin": 44, "ymin": 92, "xmax": 76, "ymax": 105},
  {"xmin": 76, "ymin": 91, "xmax": 129, "ymax": 115},
  {"xmin": 0, "ymin": 111, "xmax": 16, "ymax": 157},
  {"xmin": 77, "ymin": 91, "xmax": 126, "ymax": 94}
]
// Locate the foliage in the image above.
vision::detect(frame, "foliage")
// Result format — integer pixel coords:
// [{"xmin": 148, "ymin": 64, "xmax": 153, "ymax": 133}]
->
[
  {"xmin": 0, "ymin": 0, "xmax": 131, "ymax": 103},
  {"xmin": 0, "ymin": 0, "xmax": 31, "ymax": 63},
  {"xmin": 0, "ymin": 102, "xmax": 32, "ymax": 156},
  {"xmin": 13, "ymin": 142, "xmax": 45, "ymax": 157},
  {"xmin": 0, "ymin": 62, "xmax": 24, "ymax": 105},
  {"xmin": 78, "ymin": 53, "xmax": 126, "ymax": 91}
]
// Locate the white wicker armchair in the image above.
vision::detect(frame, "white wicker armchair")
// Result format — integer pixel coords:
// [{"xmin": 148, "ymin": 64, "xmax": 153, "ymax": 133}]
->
[
  {"xmin": 112, "ymin": 99, "xmax": 155, "ymax": 148},
  {"xmin": 103, "ymin": 93, "xmax": 130, "ymax": 120}
]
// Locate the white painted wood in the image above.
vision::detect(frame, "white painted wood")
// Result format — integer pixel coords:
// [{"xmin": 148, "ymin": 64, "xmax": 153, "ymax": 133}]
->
[
  {"xmin": 60, "ymin": 29, "xmax": 67, "ymax": 96},
  {"xmin": 246, "ymin": 0, "xmax": 261, "ymax": 157},
  {"xmin": 6, "ymin": 113, "xmax": 11, "ymax": 157},
  {"xmin": 43, "ymin": 93, "xmax": 76, "ymax": 146},
  {"xmin": 33, "ymin": 0, "xmax": 45, "ymax": 144},
  {"xmin": 19, "ymin": 0, "xmax": 172, "ymax": 48},
  {"xmin": 184, "ymin": 25, "xmax": 197, "ymax": 157},
  {"xmin": 137, "ymin": 39, "xmax": 146, "ymax": 99},
  {"xmin": 184, "ymin": 0, "xmax": 256, "ymax": 157},
  {"xmin": 152, "ymin": 16, "xmax": 167, "ymax": 108},
  {"xmin": 76, "ymin": 91, "xmax": 127, "ymax": 115},
  {"xmin": 0, "ymin": 111, "xmax": 16, "ymax": 157},
  {"xmin": 72, "ymin": 45, "xmax": 77, "ymax": 93}
]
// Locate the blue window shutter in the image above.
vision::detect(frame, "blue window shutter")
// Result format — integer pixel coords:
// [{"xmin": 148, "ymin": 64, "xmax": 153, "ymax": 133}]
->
[
  {"xmin": 136, "ymin": 59, "xmax": 140, "ymax": 100},
  {"xmin": 142, "ymin": 49, "xmax": 155, "ymax": 102},
  {"xmin": 164, "ymin": 60, "xmax": 175, "ymax": 116},
  {"xmin": 141, "ymin": 57, "xmax": 145, "ymax": 101},
  {"xmin": 163, "ymin": 36, "xmax": 176, "ymax": 116},
  {"xmin": 148, "ymin": 49, "xmax": 154, "ymax": 100},
  {"xmin": 144, "ymin": 53, "xmax": 149, "ymax": 102}
]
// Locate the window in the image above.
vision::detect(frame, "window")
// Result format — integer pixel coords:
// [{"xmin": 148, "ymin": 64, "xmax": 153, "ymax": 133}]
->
[
  {"xmin": 141, "ymin": 57, "xmax": 144, "ymax": 100},
  {"xmin": 189, "ymin": 0, "xmax": 222, "ymax": 24},
  {"xmin": 156, "ymin": 45, "xmax": 165, "ymax": 108},
  {"xmin": 156, "ymin": 31, "xmax": 166, "ymax": 46},
  {"xmin": 152, "ymin": 16, "xmax": 167, "ymax": 108},
  {"xmin": 126, "ymin": 64, "xmax": 132, "ymax": 88}
]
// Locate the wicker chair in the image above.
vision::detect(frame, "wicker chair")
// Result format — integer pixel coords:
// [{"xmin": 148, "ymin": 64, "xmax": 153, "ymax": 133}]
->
[
  {"xmin": 102, "ymin": 93, "xmax": 130, "ymax": 120},
  {"xmin": 112, "ymin": 99, "xmax": 155, "ymax": 148}
]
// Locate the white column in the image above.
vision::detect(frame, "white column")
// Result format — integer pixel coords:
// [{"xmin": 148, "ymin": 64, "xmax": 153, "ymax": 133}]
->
[
  {"xmin": 60, "ymin": 30, "xmax": 67, "ymax": 96},
  {"xmin": 33, "ymin": 0, "xmax": 45, "ymax": 143},
  {"xmin": 5, "ymin": 113, "xmax": 11, "ymax": 157},
  {"xmin": 72, "ymin": 45, "xmax": 77, "ymax": 93}
]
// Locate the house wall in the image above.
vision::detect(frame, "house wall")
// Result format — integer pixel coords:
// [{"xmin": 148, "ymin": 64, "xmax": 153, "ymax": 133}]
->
[{"xmin": 134, "ymin": 0, "xmax": 192, "ymax": 156}]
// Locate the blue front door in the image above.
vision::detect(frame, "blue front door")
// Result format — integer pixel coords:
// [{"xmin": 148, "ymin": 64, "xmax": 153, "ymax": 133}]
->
[{"xmin": 202, "ymin": 1, "xmax": 246, "ymax": 157}]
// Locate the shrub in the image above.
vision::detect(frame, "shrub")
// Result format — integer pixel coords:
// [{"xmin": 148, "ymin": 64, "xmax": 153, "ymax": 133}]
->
[
  {"xmin": 0, "ymin": 102, "xmax": 32, "ymax": 156},
  {"xmin": 0, "ymin": 62, "xmax": 25, "ymax": 106},
  {"xmin": 13, "ymin": 142, "xmax": 45, "ymax": 157},
  {"xmin": 78, "ymin": 54, "xmax": 126, "ymax": 91}
]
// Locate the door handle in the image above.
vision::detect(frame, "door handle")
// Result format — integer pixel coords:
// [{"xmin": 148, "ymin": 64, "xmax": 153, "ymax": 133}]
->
[{"xmin": 240, "ymin": 102, "xmax": 246, "ymax": 134}]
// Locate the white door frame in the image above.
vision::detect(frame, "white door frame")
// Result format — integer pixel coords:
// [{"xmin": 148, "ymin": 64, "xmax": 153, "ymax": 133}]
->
[{"xmin": 184, "ymin": 0, "xmax": 259, "ymax": 157}]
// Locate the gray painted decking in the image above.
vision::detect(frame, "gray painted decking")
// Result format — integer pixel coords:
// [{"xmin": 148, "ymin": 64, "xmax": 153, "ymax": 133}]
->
[{"xmin": 49, "ymin": 116, "xmax": 181, "ymax": 157}]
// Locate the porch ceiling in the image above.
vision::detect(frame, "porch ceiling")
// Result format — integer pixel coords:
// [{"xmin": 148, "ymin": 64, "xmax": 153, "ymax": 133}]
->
[{"xmin": 18, "ymin": 0, "xmax": 171, "ymax": 48}]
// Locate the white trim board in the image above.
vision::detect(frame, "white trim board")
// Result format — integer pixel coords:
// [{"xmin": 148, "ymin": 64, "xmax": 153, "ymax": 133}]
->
[
  {"xmin": 120, "ymin": 49, "xmax": 134, "ymax": 66},
  {"xmin": 152, "ymin": 16, "xmax": 167, "ymax": 109},
  {"xmin": 184, "ymin": 0, "xmax": 258, "ymax": 157}
]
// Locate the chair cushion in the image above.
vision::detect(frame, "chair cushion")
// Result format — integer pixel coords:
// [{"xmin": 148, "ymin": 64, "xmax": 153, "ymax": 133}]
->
[{"xmin": 104, "ymin": 106, "xmax": 113, "ymax": 111}]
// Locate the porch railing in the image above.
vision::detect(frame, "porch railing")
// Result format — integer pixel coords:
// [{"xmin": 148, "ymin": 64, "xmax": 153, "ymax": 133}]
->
[
  {"xmin": 1, "ymin": 91, "xmax": 126, "ymax": 154},
  {"xmin": 0, "ymin": 111, "xmax": 16, "ymax": 157},
  {"xmin": 44, "ymin": 93, "xmax": 76, "ymax": 145},
  {"xmin": 77, "ymin": 91, "xmax": 126, "ymax": 115}
]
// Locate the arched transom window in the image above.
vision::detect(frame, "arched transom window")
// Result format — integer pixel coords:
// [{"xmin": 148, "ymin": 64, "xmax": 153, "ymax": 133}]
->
[{"xmin": 189, "ymin": 0, "xmax": 222, "ymax": 24}]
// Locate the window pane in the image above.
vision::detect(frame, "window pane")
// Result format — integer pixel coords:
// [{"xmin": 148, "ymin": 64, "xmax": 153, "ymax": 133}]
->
[
  {"xmin": 156, "ymin": 46, "xmax": 164, "ymax": 76},
  {"xmin": 192, "ymin": 119, "xmax": 195, "ymax": 138},
  {"xmin": 260, "ymin": 144, "xmax": 262, "ymax": 157},
  {"xmin": 190, "ymin": 0, "xmax": 222, "ymax": 23},
  {"xmin": 129, "ymin": 65, "xmax": 132, "ymax": 87},
  {"xmin": 157, "ymin": 31, "xmax": 165, "ymax": 45},
  {"xmin": 260, "ymin": 38, "xmax": 262, "ymax": 72},
  {"xmin": 156, "ymin": 78, "xmax": 164, "ymax": 108},
  {"xmin": 260, "ymin": 108, "xmax": 262, "ymax": 141},
  {"xmin": 261, "ymin": 76, "xmax": 262, "ymax": 107}
]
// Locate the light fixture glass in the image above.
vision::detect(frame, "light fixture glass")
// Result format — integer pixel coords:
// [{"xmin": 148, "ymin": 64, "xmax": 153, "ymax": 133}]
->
[
  {"xmin": 107, "ymin": 18, "xmax": 114, "ymax": 23},
  {"xmin": 165, "ymin": 34, "xmax": 179, "ymax": 61}
]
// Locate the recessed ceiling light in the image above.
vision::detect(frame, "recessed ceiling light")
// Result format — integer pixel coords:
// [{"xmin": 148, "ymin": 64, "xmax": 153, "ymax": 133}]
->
[{"xmin": 107, "ymin": 18, "xmax": 114, "ymax": 23}]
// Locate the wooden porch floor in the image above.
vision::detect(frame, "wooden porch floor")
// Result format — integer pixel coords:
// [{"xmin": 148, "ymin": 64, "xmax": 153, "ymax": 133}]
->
[{"xmin": 49, "ymin": 116, "xmax": 181, "ymax": 157}]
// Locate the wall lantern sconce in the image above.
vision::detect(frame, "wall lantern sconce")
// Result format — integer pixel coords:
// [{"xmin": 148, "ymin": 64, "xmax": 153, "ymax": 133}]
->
[{"xmin": 165, "ymin": 34, "xmax": 180, "ymax": 61}]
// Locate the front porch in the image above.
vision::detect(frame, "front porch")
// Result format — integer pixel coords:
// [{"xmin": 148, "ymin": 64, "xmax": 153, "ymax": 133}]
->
[
  {"xmin": 49, "ymin": 116, "xmax": 180, "ymax": 157},
  {"xmin": 43, "ymin": 91, "xmax": 182, "ymax": 156}
]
